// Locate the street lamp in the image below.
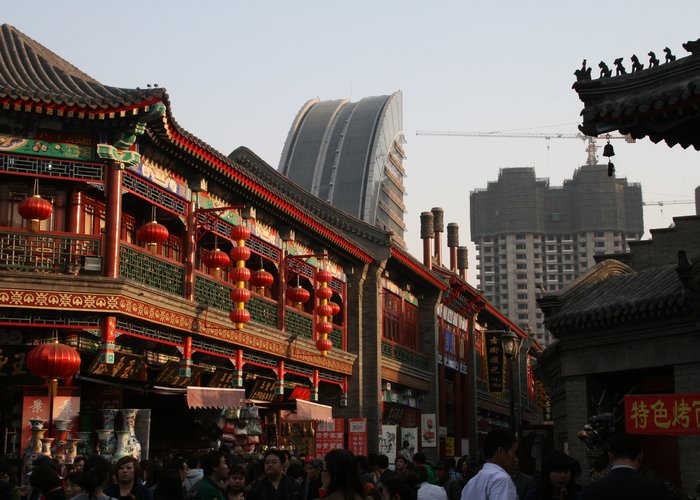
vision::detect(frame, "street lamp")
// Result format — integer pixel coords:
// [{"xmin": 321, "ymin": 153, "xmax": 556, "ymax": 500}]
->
[{"xmin": 501, "ymin": 330, "xmax": 521, "ymax": 433}]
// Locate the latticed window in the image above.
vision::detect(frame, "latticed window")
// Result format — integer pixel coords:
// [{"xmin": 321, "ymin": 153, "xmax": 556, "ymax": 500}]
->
[
  {"xmin": 403, "ymin": 302, "xmax": 418, "ymax": 350},
  {"xmin": 0, "ymin": 182, "xmax": 56, "ymax": 231},
  {"xmin": 382, "ymin": 292, "xmax": 401, "ymax": 342},
  {"xmin": 160, "ymin": 234, "xmax": 182, "ymax": 262}
]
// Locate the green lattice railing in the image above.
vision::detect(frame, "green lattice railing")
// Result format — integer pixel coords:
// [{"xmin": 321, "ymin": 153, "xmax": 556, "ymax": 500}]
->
[
  {"xmin": 120, "ymin": 245, "xmax": 184, "ymax": 296},
  {"xmin": 330, "ymin": 326, "xmax": 342, "ymax": 349},
  {"xmin": 194, "ymin": 272, "xmax": 231, "ymax": 312},
  {"xmin": 249, "ymin": 295, "xmax": 277, "ymax": 327},
  {"xmin": 381, "ymin": 341, "xmax": 429, "ymax": 370},
  {"xmin": 285, "ymin": 309, "xmax": 313, "ymax": 339},
  {"xmin": 0, "ymin": 230, "xmax": 100, "ymax": 273}
]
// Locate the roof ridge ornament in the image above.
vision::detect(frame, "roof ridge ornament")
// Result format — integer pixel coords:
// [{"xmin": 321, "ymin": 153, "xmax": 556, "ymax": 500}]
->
[{"xmin": 682, "ymin": 38, "xmax": 700, "ymax": 56}]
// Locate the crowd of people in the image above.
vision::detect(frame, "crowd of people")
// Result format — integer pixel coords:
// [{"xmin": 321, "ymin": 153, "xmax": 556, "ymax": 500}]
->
[{"xmin": 0, "ymin": 428, "xmax": 674, "ymax": 500}]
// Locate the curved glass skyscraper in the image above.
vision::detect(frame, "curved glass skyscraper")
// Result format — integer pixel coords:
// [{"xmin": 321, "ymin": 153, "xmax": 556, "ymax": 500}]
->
[{"xmin": 279, "ymin": 91, "xmax": 407, "ymax": 241}]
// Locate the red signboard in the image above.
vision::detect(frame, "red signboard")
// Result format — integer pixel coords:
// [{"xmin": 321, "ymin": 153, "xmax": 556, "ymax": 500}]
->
[
  {"xmin": 348, "ymin": 418, "xmax": 368, "ymax": 457},
  {"xmin": 315, "ymin": 418, "xmax": 345, "ymax": 458},
  {"xmin": 21, "ymin": 388, "xmax": 80, "ymax": 453},
  {"xmin": 625, "ymin": 394, "xmax": 700, "ymax": 435}
]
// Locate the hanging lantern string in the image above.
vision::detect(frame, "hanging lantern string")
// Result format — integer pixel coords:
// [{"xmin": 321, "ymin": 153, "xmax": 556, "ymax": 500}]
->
[
  {"xmin": 33, "ymin": 178, "xmax": 39, "ymax": 196},
  {"xmin": 151, "ymin": 205, "xmax": 157, "ymax": 222}
]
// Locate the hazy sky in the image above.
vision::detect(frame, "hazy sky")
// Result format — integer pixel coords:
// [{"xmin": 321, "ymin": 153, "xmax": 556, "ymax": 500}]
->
[{"xmin": 6, "ymin": 1, "xmax": 699, "ymax": 284}]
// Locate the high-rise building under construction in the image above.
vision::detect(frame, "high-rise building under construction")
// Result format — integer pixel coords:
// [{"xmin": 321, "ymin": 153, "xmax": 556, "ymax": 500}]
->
[{"xmin": 470, "ymin": 164, "xmax": 643, "ymax": 345}]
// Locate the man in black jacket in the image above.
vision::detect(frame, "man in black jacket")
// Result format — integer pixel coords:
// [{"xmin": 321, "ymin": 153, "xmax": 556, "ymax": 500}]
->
[{"xmin": 582, "ymin": 434, "xmax": 669, "ymax": 500}]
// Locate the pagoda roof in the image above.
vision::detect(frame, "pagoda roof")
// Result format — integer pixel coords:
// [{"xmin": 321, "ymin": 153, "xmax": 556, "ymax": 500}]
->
[
  {"xmin": 0, "ymin": 23, "xmax": 164, "ymax": 111},
  {"xmin": 573, "ymin": 40, "xmax": 700, "ymax": 150},
  {"xmin": 0, "ymin": 24, "xmax": 378, "ymax": 263},
  {"xmin": 538, "ymin": 259, "xmax": 693, "ymax": 333}
]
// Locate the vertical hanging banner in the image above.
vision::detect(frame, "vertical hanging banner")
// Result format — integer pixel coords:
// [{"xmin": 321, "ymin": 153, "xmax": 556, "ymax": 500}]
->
[
  {"xmin": 348, "ymin": 418, "xmax": 368, "ymax": 456},
  {"xmin": 484, "ymin": 330, "xmax": 505, "ymax": 393},
  {"xmin": 315, "ymin": 418, "xmax": 345, "ymax": 457},
  {"xmin": 380, "ymin": 425, "xmax": 398, "ymax": 462},
  {"xmin": 421, "ymin": 414, "xmax": 437, "ymax": 448},
  {"xmin": 401, "ymin": 427, "xmax": 418, "ymax": 456}
]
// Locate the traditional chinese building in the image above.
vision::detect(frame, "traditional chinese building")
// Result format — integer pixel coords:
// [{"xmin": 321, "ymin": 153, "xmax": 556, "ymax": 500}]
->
[
  {"xmin": 536, "ymin": 39, "xmax": 700, "ymax": 494},
  {"xmin": 0, "ymin": 23, "xmax": 537, "ymax": 463}
]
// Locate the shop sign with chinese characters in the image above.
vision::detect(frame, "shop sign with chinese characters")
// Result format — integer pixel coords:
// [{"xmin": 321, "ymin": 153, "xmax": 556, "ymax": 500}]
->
[
  {"xmin": 484, "ymin": 331, "xmax": 505, "ymax": 393},
  {"xmin": 625, "ymin": 394, "xmax": 700, "ymax": 435},
  {"xmin": 315, "ymin": 418, "xmax": 345, "ymax": 457}
]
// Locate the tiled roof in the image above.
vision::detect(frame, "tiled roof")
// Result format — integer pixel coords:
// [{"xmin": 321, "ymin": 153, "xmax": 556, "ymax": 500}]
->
[
  {"xmin": 0, "ymin": 24, "xmax": 163, "ymax": 109},
  {"xmin": 540, "ymin": 260, "xmax": 691, "ymax": 333},
  {"xmin": 573, "ymin": 45, "xmax": 700, "ymax": 150},
  {"xmin": 0, "ymin": 24, "xmax": 377, "ymax": 263}
]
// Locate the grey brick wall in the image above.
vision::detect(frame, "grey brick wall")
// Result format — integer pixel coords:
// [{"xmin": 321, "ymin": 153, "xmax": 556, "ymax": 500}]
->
[{"xmin": 674, "ymin": 362, "xmax": 700, "ymax": 495}]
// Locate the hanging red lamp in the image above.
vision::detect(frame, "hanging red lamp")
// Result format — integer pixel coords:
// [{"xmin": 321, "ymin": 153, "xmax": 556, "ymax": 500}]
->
[
  {"xmin": 229, "ymin": 224, "xmax": 251, "ymax": 330},
  {"xmin": 137, "ymin": 220, "xmax": 169, "ymax": 252},
  {"xmin": 315, "ymin": 337, "xmax": 333, "ymax": 353},
  {"xmin": 287, "ymin": 285, "xmax": 310, "ymax": 305},
  {"xmin": 315, "ymin": 267, "xmax": 334, "ymax": 356},
  {"xmin": 329, "ymin": 301, "xmax": 341, "ymax": 317},
  {"xmin": 250, "ymin": 269, "xmax": 274, "ymax": 290},
  {"xmin": 26, "ymin": 341, "xmax": 81, "ymax": 397},
  {"xmin": 203, "ymin": 248, "xmax": 230, "ymax": 278},
  {"xmin": 19, "ymin": 195, "xmax": 53, "ymax": 232},
  {"xmin": 229, "ymin": 287, "xmax": 251, "ymax": 303}
]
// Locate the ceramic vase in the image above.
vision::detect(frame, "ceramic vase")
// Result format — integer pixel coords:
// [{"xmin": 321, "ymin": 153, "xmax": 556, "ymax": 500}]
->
[
  {"xmin": 23, "ymin": 419, "xmax": 47, "ymax": 473},
  {"xmin": 52, "ymin": 419, "xmax": 71, "ymax": 463},
  {"xmin": 40, "ymin": 437, "xmax": 54, "ymax": 457},
  {"xmin": 99, "ymin": 409, "xmax": 118, "ymax": 454},
  {"xmin": 95, "ymin": 429, "xmax": 114, "ymax": 463},
  {"xmin": 65, "ymin": 438, "xmax": 81, "ymax": 464},
  {"xmin": 120, "ymin": 409, "xmax": 141, "ymax": 460},
  {"xmin": 111, "ymin": 430, "xmax": 132, "ymax": 463},
  {"xmin": 77, "ymin": 431, "xmax": 93, "ymax": 457}
]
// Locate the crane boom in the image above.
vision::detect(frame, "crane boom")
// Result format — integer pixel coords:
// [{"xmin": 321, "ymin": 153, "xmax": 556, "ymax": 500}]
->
[{"xmin": 415, "ymin": 130, "xmax": 634, "ymax": 165}]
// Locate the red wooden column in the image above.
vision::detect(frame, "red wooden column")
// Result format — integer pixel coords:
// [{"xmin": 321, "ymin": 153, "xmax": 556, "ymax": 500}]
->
[
  {"xmin": 341, "ymin": 377, "xmax": 348, "ymax": 407},
  {"xmin": 234, "ymin": 349, "xmax": 244, "ymax": 388},
  {"xmin": 103, "ymin": 162, "xmax": 123, "ymax": 278},
  {"xmin": 438, "ymin": 320, "xmax": 447, "ymax": 432},
  {"xmin": 179, "ymin": 336, "xmax": 193, "ymax": 377},
  {"xmin": 311, "ymin": 369, "xmax": 319, "ymax": 402},
  {"xmin": 99, "ymin": 316, "xmax": 117, "ymax": 364},
  {"xmin": 275, "ymin": 361, "xmax": 285, "ymax": 400},
  {"xmin": 454, "ymin": 350, "xmax": 463, "ymax": 456},
  {"xmin": 67, "ymin": 190, "xmax": 83, "ymax": 234},
  {"xmin": 184, "ymin": 198, "xmax": 196, "ymax": 300}
]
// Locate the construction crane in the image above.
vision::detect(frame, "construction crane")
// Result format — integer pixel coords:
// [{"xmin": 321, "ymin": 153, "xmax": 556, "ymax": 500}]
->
[
  {"xmin": 642, "ymin": 199, "xmax": 695, "ymax": 223},
  {"xmin": 415, "ymin": 130, "xmax": 635, "ymax": 165}
]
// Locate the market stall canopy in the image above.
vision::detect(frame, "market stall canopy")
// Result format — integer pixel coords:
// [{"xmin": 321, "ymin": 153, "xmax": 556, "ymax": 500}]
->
[
  {"xmin": 187, "ymin": 387, "xmax": 246, "ymax": 409},
  {"xmin": 292, "ymin": 400, "xmax": 333, "ymax": 422}
]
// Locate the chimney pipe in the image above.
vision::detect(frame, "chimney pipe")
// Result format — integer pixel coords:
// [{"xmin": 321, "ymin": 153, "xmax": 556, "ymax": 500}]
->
[
  {"xmin": 420, "ymin": 212, "xmax": 434, "ymax": 270},
  {"xmin": 457, "ymin": 246, "xmax": 469, "ymax": 281},
  {"xmin": 447, "ymin": 223, "xmax": 459, "ymax": 273},
  {"xmin": 431, "ymin": 207, "xmax": 444, "ymax": 266}
]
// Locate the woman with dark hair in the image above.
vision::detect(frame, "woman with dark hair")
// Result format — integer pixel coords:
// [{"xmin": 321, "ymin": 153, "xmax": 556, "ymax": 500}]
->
[
  {"xmin": 302, "ymin": 458, "xmax": 323, "ymax": 500},
  {"xmin": 64, "ymin": 471, "xmax": 86, "ymax": 499},
  {"xmin": 70, "ymin": 455, "xmax": 112, "ymax": 500},
  {"xmin": 321, "ymin": 449, "xmax": 364, "ymax": 500},
  {"xmin": 524, "ymin": 450, "xmax": 581, "ymax": 500},
  {"xmin": 106, "ymin": 456, "xmax": 152, "ymax": 500},
  {"xmin": 381, "ymin": 472, "xmax": 419, "ymax": 500}
]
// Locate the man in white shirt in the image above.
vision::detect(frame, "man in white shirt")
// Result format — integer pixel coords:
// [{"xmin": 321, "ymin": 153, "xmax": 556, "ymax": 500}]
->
[
  {"xmin": 417, "ymin": 464, "xmax": 448, "ymax": 500},
  {"xmin": 460, "ymin": 428, "xmax": 518, "ymax": 500}
]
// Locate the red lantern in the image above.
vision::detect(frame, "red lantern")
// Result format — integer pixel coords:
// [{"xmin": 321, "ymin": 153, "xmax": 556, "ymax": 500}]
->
[
  {"xmin": 229, "ymin": 309, "xmax": 251, "ymax": 325},
  {"xmin": 250, "ymin": 269, "xmax": 274, "ymax": 289},
  {"xmin": 316, "ymin": 269, "xmax": 333, "ymax": 283},
  {"xmin": 26, "ymin": 342, "xmax": 81, "ymax": 382},
  {"xmin": 329, "ymin": 301, "xmax": 341, "ymax": 316},
  {"xmin": 18, "ymin": 195, "xmax": 53, "ymax": 227},
  {"xmin": 230, "ymin": 267, "xmax": 251, "ymax": 283},
  {"xmin": 316, "ymin": 321, "xmax": 333, "ymax": 335},
  {"xmin": 316, "ymin": 286, "xmax": 333, "ymax": 301},
  {"xmin": 231, "ymin": 225, "xmax": 251, "ymax": 241},
  {"xmin": 137, "ymin": 221, "xmax": 169, "ymax": 245},
  {"xmin": 316, "ymin": 337, "xmax": 333, "ymax": 353},
  {"xmin": 229, "ymin": 246, "xmax": 251, "ymax": 262},
  {"xmin": 288, "ymin": 286, "xmax": 310, "ymax": 305},
  {"xmin": 230, "ymin": 288, "xmax": 251, "ymax": 303},
  {"xmin": 315, "ymin": 304, "xmax": 333, "ymax": 317},
  {"xmin": 203, "ymin": 248, "xmax": 230, "ymax": 270}
]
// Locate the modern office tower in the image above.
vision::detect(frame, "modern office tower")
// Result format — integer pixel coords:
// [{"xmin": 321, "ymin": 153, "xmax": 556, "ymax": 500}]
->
[
  {"xmin": 470, "ymin": 165, "xmax": 643, "ymax": 345},
  {"xmin": 279, "ymin": 91, "xmax": 407, "ymax": 242}
]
